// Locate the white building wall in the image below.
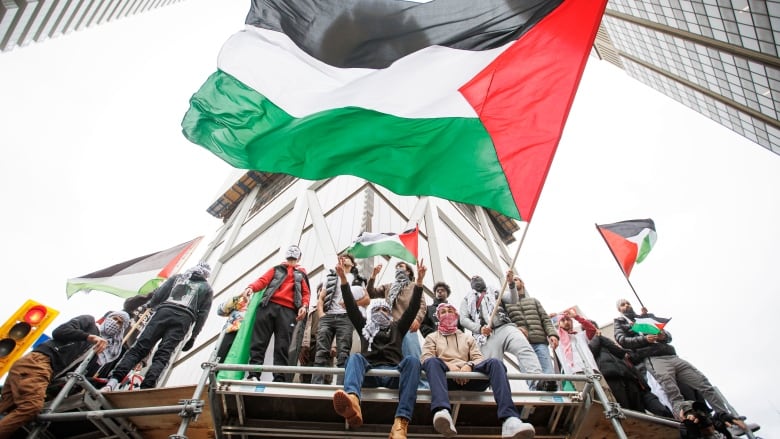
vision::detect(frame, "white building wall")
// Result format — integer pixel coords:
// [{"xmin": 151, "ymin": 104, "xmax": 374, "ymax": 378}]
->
[{"xmin": 166, "ymin": 175, "xmax": 520, "ymax": 386}]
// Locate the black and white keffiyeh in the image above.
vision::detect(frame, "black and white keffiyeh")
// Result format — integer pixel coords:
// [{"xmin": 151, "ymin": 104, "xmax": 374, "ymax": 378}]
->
[{"xmin": 362, "ymin": 298, "xmax": 392, "ymax": 352}]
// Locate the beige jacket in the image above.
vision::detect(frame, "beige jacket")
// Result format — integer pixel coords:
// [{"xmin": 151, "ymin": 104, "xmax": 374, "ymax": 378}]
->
[
  {"xmin": 369, "ymin": 280, "xmax": 427, "ymax": 323},
  {"xmin": 421, "ymin": 330, "xmax": 484, "ymax": 369}
]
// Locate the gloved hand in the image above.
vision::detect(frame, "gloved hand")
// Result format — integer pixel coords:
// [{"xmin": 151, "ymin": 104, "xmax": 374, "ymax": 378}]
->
[{"xmin": 182, "ymin": 338, "xmax": 195, "ymax": 352}]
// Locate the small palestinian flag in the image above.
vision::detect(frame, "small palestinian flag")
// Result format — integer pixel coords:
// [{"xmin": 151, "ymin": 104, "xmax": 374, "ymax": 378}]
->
[
  {"xmin": 66, "ymin": 237, "xmax": 202, "ymax": 299},
  {"xmin": 346, "ymin": 226, "xmax": 418, "ymax": 264},
  {"xmin": 631, "ymin": 315, "xmax": 671, "ymax": 335},
  {"xmin": 182, "ymin": 0, "xmax": 608, "ymax": 221},
  {"xmin": 596, "ymin": 219, "xmax": 657, "ymax": 277}
]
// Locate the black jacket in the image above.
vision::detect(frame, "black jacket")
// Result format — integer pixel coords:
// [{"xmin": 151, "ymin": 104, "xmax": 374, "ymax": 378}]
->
[
  {"xmin": 148, "ymin": 273, "xmax": 213, "ymax": 340},
  {"xmin": 343, "ymin": 282, "xmax": 422, "ymax": 367},
  {"xmin": 613, "ymin": 314, "xmax": 676, "ymax": 361},
  {"xmin": 34, "ymin": 315, "xmax": 99, "ymax": 375}
]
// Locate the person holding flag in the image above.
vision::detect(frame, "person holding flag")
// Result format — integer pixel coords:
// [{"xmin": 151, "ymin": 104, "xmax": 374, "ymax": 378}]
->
[{"xmin": 613, "ymin": 299, "xmax": 748, "ymax": 429}]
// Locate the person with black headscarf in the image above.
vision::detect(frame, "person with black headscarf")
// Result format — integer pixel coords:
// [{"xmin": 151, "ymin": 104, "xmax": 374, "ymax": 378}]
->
[
  {"xmin": 101, "ymin": 262, "xmax": 213, "ymax": 391},
  {"xmin": 332, "ymin": 258, "xmax": 426, "ymax": 439}
]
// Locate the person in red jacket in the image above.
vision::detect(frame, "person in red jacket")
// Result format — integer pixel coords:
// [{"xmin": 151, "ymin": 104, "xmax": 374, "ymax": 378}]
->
[{"xmin": 244, "ymin": 245, "xmax": 311, "ymax": 382}]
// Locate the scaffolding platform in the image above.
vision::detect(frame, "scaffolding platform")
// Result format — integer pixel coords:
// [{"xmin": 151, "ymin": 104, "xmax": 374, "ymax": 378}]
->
[{"xmin": 24, "ymin": 361, "xmax": 684, "ymax": 439}]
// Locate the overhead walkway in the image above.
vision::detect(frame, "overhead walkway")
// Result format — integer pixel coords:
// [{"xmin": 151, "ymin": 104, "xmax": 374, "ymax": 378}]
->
[{"xmin": 20, "ymin": 346, "xmax": 686, "ymax": 439}]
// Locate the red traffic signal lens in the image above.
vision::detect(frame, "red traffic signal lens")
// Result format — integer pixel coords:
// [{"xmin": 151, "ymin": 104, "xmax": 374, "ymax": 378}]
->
[
  {"xmin": 0, "ymin": 338, "xmax": 16, "ymax": 358},
  {"xmin": 9, "ymin": 322, "xmax": 32, "ymax": 340},
  {"xmin": 23, "ymin": 305, "xmax": 48, "ymax": 325}
]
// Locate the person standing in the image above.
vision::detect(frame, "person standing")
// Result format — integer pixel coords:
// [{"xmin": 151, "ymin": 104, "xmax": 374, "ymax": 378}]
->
[
  {"xmin": 0, "ymin": 312, "xmax": 128, "ymax": 437},
  {"xmin": 421, "ymin": 303, "xmax": 536, "ymax": 439},
  {"xmin": 505, "ymin": 276, "xmax": 559, "ymax": 391},
  {"xmin": 101, "ymin": 262, "xmax": 213, "ymax": 391},
  {"xmin": 244, "ymin": 245, "xmax": 311, "ymax": 382},
  {"xmin": 215, "ymin": 289, "xmax": 251, "ymax": 362},
  {"xmin": 312, "ymin": 254, "xmax": 369, "ymax": 385}
]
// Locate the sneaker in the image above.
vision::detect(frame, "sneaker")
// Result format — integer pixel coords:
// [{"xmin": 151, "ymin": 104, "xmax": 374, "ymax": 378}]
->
[
  {"xmin": 433, "ymin": 410, "xmax": 457, "ymax": 437},
  {"xmin": 727, "ymin": 422, "xmax": 760, "ymax": 437},
  {"xmin": 501, "ymin": 416, "xmax": 535, "ymax": 439},
  {"xmin": 100, "ymin": 378, "xmax": 119, "ymax": 393},
  {"xmin": 333, "ymin": 390, "xmax": 363, "ymax": 428}
]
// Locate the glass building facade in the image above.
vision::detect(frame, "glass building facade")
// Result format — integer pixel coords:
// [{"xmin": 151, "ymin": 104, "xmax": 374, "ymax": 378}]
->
[
  {"xmin": 595, "ymin": 0, "xmax": 780, "ymax": 155},
  {"xmin": 0, "ymin": 0, "xmax": 184, "ymax": 52}
]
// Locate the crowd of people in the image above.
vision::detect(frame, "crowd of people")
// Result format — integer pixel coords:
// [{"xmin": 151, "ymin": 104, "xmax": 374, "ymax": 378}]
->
[{"xmin": 0, "ymin": 245, "xmax": 754, "ymax": 439}]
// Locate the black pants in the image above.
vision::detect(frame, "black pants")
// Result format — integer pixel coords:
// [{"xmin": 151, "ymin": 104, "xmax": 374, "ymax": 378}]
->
[
  {"xmin": 110, "ymin": 307, "xmax": 191, "ymax": 388},
  {"xmin": 216, "ymin": 330, "xmax": 239, "ymax": 363},
  {"xmin": 249, "ymin": 302, "xmax": 297, "ymax": 382}
]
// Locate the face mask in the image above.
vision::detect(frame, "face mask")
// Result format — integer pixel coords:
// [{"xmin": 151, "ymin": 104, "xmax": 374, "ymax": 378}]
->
[
  {"xmin": 395, "ymin": 268, "xmax": 409, "ymax": 282},
  {"xmin": 101, "ymin": 317, "xmax": 123, "ymax": 337},
  {"xmin": 471, "ymin": 277, "xmax": 486, "ymax": 292},
  {"xmin": 370, "ymin": 309, "xmax": 392, "ymax": 329},
  {"xmin": 437, "ymin": 312, "xmax": 459, "ymax": 335},
  {"xmin": 285, "ymin": 245, "xmax": 302, "ymax": 260}
]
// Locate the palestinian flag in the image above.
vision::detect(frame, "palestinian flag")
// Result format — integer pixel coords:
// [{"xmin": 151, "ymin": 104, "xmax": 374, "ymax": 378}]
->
[
  {"xmin": 631, "ymin": 315, "xmax": 671, "ymax": 335},
  {"xmin": 65, "ymin": 237, "xmax": 202, "ymax": 299},
  {"xmin": 596, "ymin": 219, "xmax": 657, "ymax": 277},
  {"xmin": 346, "ymin": 226, "xmax": 418, "ymax": 264},
  {"xmin": 182, "ymin": 0, "xmax": 608, "ymax": 221}
]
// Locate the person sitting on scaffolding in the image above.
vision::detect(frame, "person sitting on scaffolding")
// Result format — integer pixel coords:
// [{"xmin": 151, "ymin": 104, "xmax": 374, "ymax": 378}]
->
[
  {"xmin": 101, "ymin": 262, "xmax": 213, "ymax": 391},
  {"xmin": 421, "ymin": 302, "xmax": 536, "ymax": 439},
  {"xmin": 0, "ymin": 311, "xmax": 129, "ymax": 438},
  {"xmin": 614, "ymin": 299, "xmax": 749, "ymax": 432},
  {"xmin": 332, "ymin": 258, "xmax": 425, "ymax": 439},
  {"xmin": 459, "ymin": 271, "xmax": 543, "ymax": 390}
]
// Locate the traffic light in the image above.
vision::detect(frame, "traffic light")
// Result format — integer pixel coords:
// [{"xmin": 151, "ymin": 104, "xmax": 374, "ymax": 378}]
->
[{"xmin": 0, "ymin": 300, "xmax": 59, "ymax": 378}]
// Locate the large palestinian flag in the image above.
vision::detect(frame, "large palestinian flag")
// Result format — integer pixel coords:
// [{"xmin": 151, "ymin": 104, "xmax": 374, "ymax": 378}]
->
[
  {"xmin": 182, "ymin": 0, "xmax": 608, "ymax": 221},
  {"xmin": 596, "ymin": 219, "xmax": 657, "ymax": 277},
  {"xmin": 65, "ymin": 237, "xmax": 202, "ymax": 299}
]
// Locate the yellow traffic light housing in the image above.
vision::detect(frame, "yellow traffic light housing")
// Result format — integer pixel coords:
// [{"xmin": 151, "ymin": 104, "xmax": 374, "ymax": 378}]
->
[{"xmin": 0, "ymin": 300, "xmax": 59, "ymax": 378}]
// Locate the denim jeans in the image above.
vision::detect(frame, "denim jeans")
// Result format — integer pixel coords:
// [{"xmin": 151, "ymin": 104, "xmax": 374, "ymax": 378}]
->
[
  {"xmin": 402, "ymin": 331, "xmax": 429, "ymax": 389},
  {"xmin": 343, "ymin": 353, "xmax": 420, "ymax": 420},
  {"xmin": 531, "ymin": 343, "xmax": 555, "ymax": 375},
  {"xmin": 423, "ymin": 357, "xmax": 520, "ymax": 421}
]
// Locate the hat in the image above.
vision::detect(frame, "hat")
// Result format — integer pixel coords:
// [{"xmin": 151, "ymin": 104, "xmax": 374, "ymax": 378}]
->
[
  {"xmin": 285, "ymin": 245, "xmax": 302, "ymax": 260},
  {"xmin": 616, "ymin": 298, "xmax": 630, "ymax": 311}
]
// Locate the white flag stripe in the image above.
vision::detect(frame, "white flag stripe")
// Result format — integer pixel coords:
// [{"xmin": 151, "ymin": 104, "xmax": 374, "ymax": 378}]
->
[{"xmin": 218, "ymin": 25, "xmax": 511, "ymax": 118}]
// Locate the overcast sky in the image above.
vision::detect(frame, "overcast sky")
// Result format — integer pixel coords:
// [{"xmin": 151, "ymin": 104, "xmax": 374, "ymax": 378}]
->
[{"xmin": 1, "ymin": 0, "xmax": 778, "ymax": 435}]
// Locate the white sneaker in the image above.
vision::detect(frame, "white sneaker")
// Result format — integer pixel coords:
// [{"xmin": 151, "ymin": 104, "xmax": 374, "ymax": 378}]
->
[
  {"xmin": 433, "ymin": 410, "xmax": 457, "ymax": 437},
  {"xmin": 100, "ymin": 378, "xmax": 119, "ymax": 393},
  {"xmin": 501, "ymin": 416, "xmax": 535, "ymax": 439}
]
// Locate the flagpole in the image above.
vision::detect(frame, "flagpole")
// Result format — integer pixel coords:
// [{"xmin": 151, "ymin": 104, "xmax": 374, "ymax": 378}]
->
[
  {"xmin": 594, "ymin": 223, "xmax": 645, "ymax": 309},
  {"xmin": 487, "ymin": 221, "xmax": 530, "ymax": 327}
]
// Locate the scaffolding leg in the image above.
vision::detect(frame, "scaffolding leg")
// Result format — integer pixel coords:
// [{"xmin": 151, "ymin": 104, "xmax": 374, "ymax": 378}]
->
[
  {"xmin": 574, "ymin": 341, "xmax": 629, "ymax": 439},
  {"xmin": 169, "ymin": 329, "xmax": 224, "ymax": 439}
]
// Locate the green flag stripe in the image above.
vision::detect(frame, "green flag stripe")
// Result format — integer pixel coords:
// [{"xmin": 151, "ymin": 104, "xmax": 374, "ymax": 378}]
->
[
  {"xmin": 182, "ymin": 70, "xmax": 519, "ymax": 219},
  {"xmin": 636, "ymin": 233, "xmax": 654, "ymax": 263}
]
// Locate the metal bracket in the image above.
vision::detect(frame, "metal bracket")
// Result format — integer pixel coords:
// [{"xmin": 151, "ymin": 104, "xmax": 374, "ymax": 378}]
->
[
  {"xmin": 604, "ymin": 401, "xmax": 626, "ymax": 420},
  {"xmin": 178, "ymin": 399, "xmax": 204, "ymax": 418}
]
